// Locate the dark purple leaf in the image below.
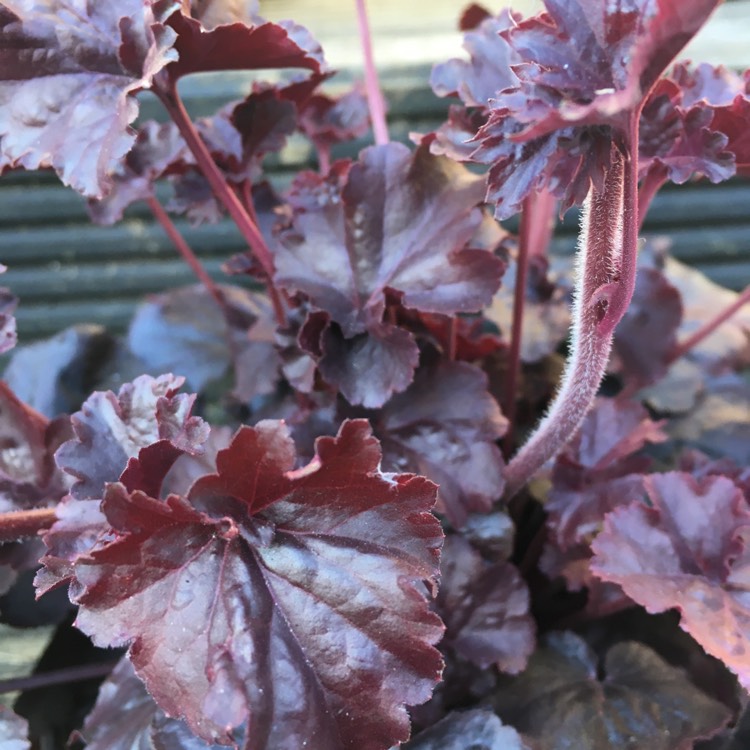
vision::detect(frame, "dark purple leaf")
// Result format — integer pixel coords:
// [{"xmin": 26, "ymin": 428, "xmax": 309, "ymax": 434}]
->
[
  {"xmin": 491, "ymin": 631, "xmax": 729, "ymax": 750},
  {"xmin": 165, "ymin": 12, "xmax": 325, "ymax": 81},
  {"xmin": 55, "ymin": 374, "xmax": 208, "ymax": 502},
  {"xmin": 430, "ymin": 10, "xmax": 519, "ymax": 108},
  {"xmin": 275, "ymin": 142, "xmax": 503, "ymax": 405},
  {"xmin": 592, "ymin": 471, "xmax": 750, "ymax": 691},
  {"xmin": 376, "ymin": 362, "xmax": 507, "ymax": 526},
  {"xmin": 127, "ymin": 285, "xmax": 281, "ymax": 401},
  {"xmin": 0, "ymin": 1, "xmax": 180, "ymax": 198},
  {"xmin": 639, "ymin": 75, "xmax": 736, "ymax": 185},
  {"xmin": 438, "ymin": 536, "xmax": 534, "ymax": 673},
  {"xmin": 315, "ymin": 321, "xmax": 420, "ymax": 409},
  {"xmin": 0, "ymin": 706, "xmax": 29, "ymax": 750},
  {"xmin": 405, "ymin": 709, "xmax": 530, "ymax": 750},
  {"xmin": 80, "ymin": 656, "xmax": 222, "ymax": 749},
  {"xmin": 472, "ymin": 0, "xmax": 721, "ymax": 217},
  {"xmin": 277, "ymin": 142, "xmax": 498, "ymax": 330},
  {"xmin": 66, "ymin": 420, "xmax": 443, "ymax": 749},
  {"xmin": 298, "ymin": 85, "xmax": 371, "ymax": 155},
  {"xmin": 611, "ymin": 266, "xmax": 682, "ymax": 386}
]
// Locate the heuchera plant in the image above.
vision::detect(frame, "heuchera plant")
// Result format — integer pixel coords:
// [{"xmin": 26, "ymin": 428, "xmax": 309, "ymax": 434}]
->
[{"xmin": 1, "ymin": 0, "xmax": 750, "ymax": 747}]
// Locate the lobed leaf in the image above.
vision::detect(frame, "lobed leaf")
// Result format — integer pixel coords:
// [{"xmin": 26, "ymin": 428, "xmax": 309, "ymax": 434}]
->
[
  {"xmin": 472, "ymin": 0, "xmax": 721, "ymax": 217},
  {"xmin": 491, "ymin": 631, "xmax": 729, "ymax": 749},
  {"xmin": 275, "ymin": 142, "xmax": 503, "ymax": 406},
  {"xmin": 164, "ymin": 12, "xmax": 325, "ymax": 81},
  {"xmin": 0, "ymin": 0, "xmax": 180, "ymax": 197},
  {"xmin": 592, "ymin": 472, "xmax": 750, "ymax": 690},
  {"xmin": 55, "ymin": 373, "xmax": 208, "ymax": 501},
  {"xmin": 67, "ymin": 420, "xmax": 444, "ymax": 749},
  {"xmin": 376, "ymin": 362, "xmax": 507, "ymax": 526}
]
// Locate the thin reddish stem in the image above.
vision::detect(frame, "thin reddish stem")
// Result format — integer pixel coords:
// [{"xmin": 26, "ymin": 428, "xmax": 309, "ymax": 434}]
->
[
  {"xmin": 447, "ymin": 317, "xmax": 457, "ymax": 361},
  {"xmin": 153, "ymin": 81, "xmax": 281, "ymax": 302},
  {"xmin": 146, "ymin": 195, "xmax": 225, "ymax": 307},
  {"xmin": 503, "ymin": 196, "xmax": 533, "ymax": 458},
  {"xmin": 0, "ymin": 508, "xmax": 57, "ymax": 543},
  {"xmin": 526, "ymin": 187, "xmax": 557, "ymax": 258},
  {"xmin": 668, "ymin": 283, "xmax": 750, "ymax": 364},
  {"xmin": 354, "ymin": 0, "xmax": 389, "ymax": 145},
  {"xmin": 0, "ymin": 661, "xmax": 117, "ymax": 695}
]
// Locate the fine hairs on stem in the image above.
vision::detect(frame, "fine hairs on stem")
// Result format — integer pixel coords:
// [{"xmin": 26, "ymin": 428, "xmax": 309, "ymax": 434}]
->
[{"xmin": 503, "ymin": 150, "xmax": 626, "ymax": 499}]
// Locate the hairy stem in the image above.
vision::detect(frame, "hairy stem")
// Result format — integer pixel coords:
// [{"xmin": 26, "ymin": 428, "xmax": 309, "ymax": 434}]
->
[
  {"xmin": 0, "ymin": 508, "xmax": 57, "ymax": 543},
  {"xmin": 503, "ymin": 150, "xmax": 627, "ymax": 499},
  {"xmin": 354, "ymin": 0, "xmax": 389, "ymax": 145},
  {"xmin": 667, "ymin": 283, "xmax": 750, "ymax": 364},
  {"xmin": 153, "ymin": 79, "xmax": 285, "ymax": 324},
  {"xmin": 146, "ymin": 195, "xmax": 225, "ymax": 307}
]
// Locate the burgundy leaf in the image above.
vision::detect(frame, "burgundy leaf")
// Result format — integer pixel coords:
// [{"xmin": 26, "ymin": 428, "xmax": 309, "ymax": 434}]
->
[
  {"xmin": 0, "ymin": 706, "xmax": 29, "ymax": 750},
  {"xmin": 472, "ymin": 0, "xmax": 720, "ymax": 217},
  {"xmin": 611, "ymin": 265, "xmax": 682, "ymax": 386},
  {"xmin": 712, "ymin": 95, "xmax": 750, "ymax": 176},
  {"xmin": 438, "ymin": 536, "xmax": 534, "ymax": 673},
  {"xmin": 164, "ymin": 12, "xmax": 325, "ymax": 81},
  {"xmin": 459, "ymin": 5, "xmax": 493, "ymax": 32},
  {"xmin": 277, "ymin": 142, "xmax": 498, "ymax": 330},
  {"xmin": 492, "ymin": 631, "xmax": 729, "ymax": 750},
  {"xmin": 0, "ymin": 1, "xmax": 180, "ymax": 198},
  {"xmin": 591, "ymin": 471, "xmax": 750, "ymax": 691},
  {"xmin": 430, "ymin": 10, "xmax": 519, "ymax": 108},
  {"xmin": 230, "ymin": 86, "xmax": 299, "ymax": 170},
  {"xmin": 55, "ymin": 374, "xmax": 208, "ymax": 501},
  {"xmin": 298, "ymin": 85, "xmax": 371, "ymax": 157},
  {"xmin": 67, "ymin": 420, "xmax": 444, "ymax": 749},
  {"xmin": 80, "ymin": 656, "xmax": 222, "ymax": 750},
  {"xmin": 315, "ymin": 321, "xmax": 420, "ymax": 409},
  {"xmin": 127, "ymin": 285, "xmax": 281, "ymax": 401},
  {"xmin": 275, "ymin": 142, "xmax": 503, "ymax": 405},
  {"xmin": 405, "ymin": 709, "xmax": 529, "ymax": 750},
  {"xmin": 376, "ymin": 362, "xmax": 507, "ymax": 526}
]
